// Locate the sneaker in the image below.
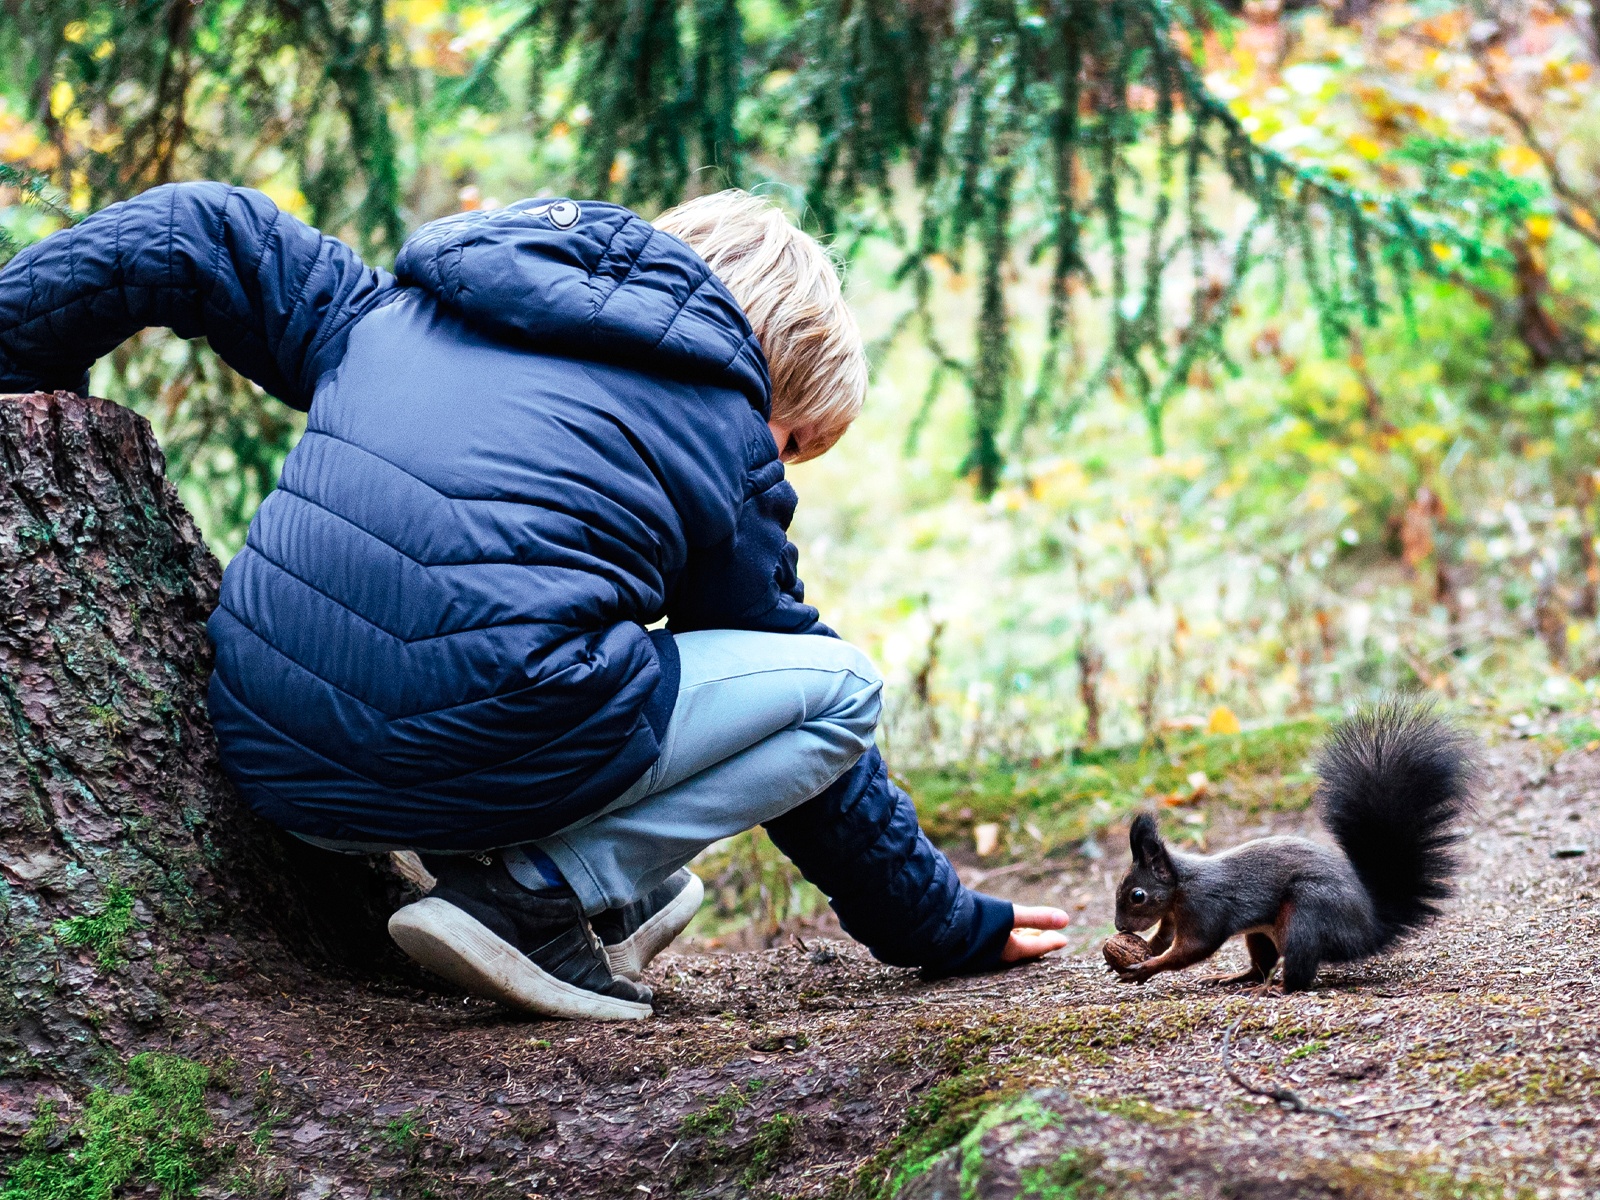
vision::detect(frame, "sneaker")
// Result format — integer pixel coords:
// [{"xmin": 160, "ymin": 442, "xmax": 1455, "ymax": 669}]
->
[
  {"xmin": 590, "ymin": 869, "xmax": 705, "ymax": 981},
  {"xmin": 388, "ymin": 854, "xmax": 652, "ymax": 1021}
]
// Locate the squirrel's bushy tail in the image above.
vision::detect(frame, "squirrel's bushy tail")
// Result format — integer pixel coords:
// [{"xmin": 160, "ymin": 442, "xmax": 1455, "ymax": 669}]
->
[{"xmin": 1317, "ymin": 701, "xmax": 1476, "ymax": 951}]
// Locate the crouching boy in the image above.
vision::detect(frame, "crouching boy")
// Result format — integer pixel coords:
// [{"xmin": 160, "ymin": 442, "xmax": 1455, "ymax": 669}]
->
[{"xmin": 0, "ymin": 183, "xmax": 1069, "ymax": 1019}]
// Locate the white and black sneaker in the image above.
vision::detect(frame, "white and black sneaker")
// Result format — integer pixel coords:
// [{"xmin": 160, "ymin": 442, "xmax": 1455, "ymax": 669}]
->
[
  {"xmin": 388, "ymin": 854, "xmax": 652, "ymax": 1021},
  {"xmin": 590, "ymin": 868, "xmax": 704, "ymax": 981}
]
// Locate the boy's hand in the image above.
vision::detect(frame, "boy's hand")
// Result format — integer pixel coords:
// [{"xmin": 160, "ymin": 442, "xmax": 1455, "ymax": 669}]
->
[{"xmin": 999, "ymin": 905, "xmax": 1071, "ymax": 963}]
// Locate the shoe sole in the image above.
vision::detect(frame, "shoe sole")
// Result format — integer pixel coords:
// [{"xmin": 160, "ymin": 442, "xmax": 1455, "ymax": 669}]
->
[
  {"xmin": 388, "ymin": 898, "xmax": 652, "ymax": 1022},
  {"xmin": 604, "ymin": 871, "xmax": 705, "ymax": 981}
]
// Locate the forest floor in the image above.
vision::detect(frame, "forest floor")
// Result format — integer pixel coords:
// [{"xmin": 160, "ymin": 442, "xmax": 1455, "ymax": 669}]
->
[{"xmin": 2, "ymin": 726, "xmax": 1597, "ymax": 1199}]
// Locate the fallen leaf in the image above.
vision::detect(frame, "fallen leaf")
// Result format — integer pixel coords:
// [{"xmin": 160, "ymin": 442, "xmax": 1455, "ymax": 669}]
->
[{"xmin": 1205, "ymin": 706, "xmax": 1241, "ymax": 736}]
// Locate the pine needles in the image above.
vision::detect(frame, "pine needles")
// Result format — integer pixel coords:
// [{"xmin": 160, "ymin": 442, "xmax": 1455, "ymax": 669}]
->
[
  {"xmin": 0, "ymin": 0, "xmax": 1511, "ymax": 495},
  {"xmin": 473, "ymin": 0, "xmax": 1494, "ymax": 492}
]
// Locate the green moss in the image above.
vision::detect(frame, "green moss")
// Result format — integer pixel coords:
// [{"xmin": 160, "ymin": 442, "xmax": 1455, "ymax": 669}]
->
[
  {"xmin": 741, "ymin": 1113, "xmax": 800, "ymax": 1185},
  {"xmin": 1328, "ymin": 1158, "xmax": 1535, "ymax": 1200},
  {"xmin": 848, "ymin": 1003, "xmax": 1266, "ymax": 1200},
  {"xmin": 878, "ymin": 1095, "xmax": 1101, "ymax": 1200},
  {"xmin": 1, "ymin": 1054, "xmax": 218, "ymax": 1200},
  {"xmin": 1455, "ymin": 1055, "xmax": 1600, "ymax": 1107},
  {"xmin": 956, "ymin": 1096, "xmax": 1062, "ymax": 1196},
  {"xmin": 1018, "ymin": 1150, "xmax": 1098, "ymax": 1200},
  {"xmin": 922, "ymin": 1002, "xmax": 1200, "ymax": 1075},
  {"xmin": 678, "ymin": 1078, "xmax": 769, "ymax": 1138},
  {"xmin": 85, "ymin": 703, "xmax": 124, "ymax": 736},
  {"xmin": 382, "ymin": 1113, "xmax": 423, "ymax": 1153},
  {"xmin": 53, "ymin": 885, "xmax": 138, "ymax": 970},
  {"xmin": 1085, "ymin": 1096, "xmax": 1197, "ymax": 1125},
  {"xmin": 1284, "ymin": 1039, "xmax": 1328, "ymax": 1062},
  {"xmin": 859, "ymin": 1072, "xmax": 1018, "ymax": 1199}
]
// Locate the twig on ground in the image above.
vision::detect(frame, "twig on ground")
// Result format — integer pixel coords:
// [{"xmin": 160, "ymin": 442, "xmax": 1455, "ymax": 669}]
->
[
  {"xmin": 799, "ymin": 988, "xmax": 1015, "ymax": 1013},
  {"xmin": 1356, "ymin": 1098, "xmax": 1440, "ymax": 1121},
  {"xmin": 1221, "ymin": 1018, "xmax": 1352, "ymax": 1123},
  {"xmin": 1221, "ymin": 1019, "xmax": 1441, "ymax": 1128}
]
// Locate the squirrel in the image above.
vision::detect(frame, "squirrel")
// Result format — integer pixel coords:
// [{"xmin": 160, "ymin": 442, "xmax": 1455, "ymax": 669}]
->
[{"xmin": 1109, "ymin": 702, "xmax": 1475, "ymax": 992}]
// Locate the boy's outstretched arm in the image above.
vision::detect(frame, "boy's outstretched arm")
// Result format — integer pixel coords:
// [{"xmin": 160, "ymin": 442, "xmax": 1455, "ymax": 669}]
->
[
  {"xmin": 764, "ymin": 747, "xmax": 1068, "ymax": 976},
  {"xmin": 0, "ymin": 182, "xmax": 393, "ymax": 406}
]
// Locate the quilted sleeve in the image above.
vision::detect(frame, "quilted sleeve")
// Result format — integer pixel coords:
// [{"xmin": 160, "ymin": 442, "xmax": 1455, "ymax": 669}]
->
[
  {"xmin": 0, "ymin": 182, "xmax": 393, "ymax": 409},
  {"xmin": 763, "ymin": 747, "xmax": 1016, "ymax": 976},
  {"xmin": 667, "ymin": 459, "xmax": 836, "ymax": 638}
]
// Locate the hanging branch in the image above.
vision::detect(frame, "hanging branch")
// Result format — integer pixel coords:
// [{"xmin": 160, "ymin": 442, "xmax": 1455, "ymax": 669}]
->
[
  {"xmin": 0, "ymin": 163, "xmax": 77, "ymax": 263},
  {"xmin": 1, "ymin": 0, "xmax": 1530, "ymax": 502}
]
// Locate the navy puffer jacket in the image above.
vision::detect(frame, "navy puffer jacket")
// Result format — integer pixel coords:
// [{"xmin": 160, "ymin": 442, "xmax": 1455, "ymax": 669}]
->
[{"xmin": 0, "ymin": 183, "xmax": 1012, "ymax": 975}]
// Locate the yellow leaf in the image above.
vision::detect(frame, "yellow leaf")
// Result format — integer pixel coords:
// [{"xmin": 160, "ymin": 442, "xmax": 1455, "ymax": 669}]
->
[
  {"xmin": 1205, "ymin": 706, "xmax": 1241, "ymax": 736},
  {"xmin": 49, "ymin": 81, "xmax": 74, "ymax": 120},
  {"xmin": 63, "ymin": 20, "xmax": 88, "ymax": 42},
  {"xmin": 1527, "ymin": 214, "xmax": 1554, "ymax": 242},
  {"xmin": 258, "ymin": 181, "xmax": 308, "ymax": 219},
  {"xmin": 1498, "ymin": 144, "xmax": 1543, "ymax": 176},
  {"xmin": 1573, "ymin": 208, "xmax": 1599, "ymax": 235},
  {"xmin": 1349, "ymin": 135, "xmax": 1383, "ymax": 161},
  {"xmin": 1448, "ymin": 161, "xmax": 1471, "ymax": 178}
]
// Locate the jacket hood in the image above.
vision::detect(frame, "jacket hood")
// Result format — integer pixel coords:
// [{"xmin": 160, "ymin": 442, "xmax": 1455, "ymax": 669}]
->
[{"xmin": 395, "ymin": 199, "xmax": 771, "ymax": 414}]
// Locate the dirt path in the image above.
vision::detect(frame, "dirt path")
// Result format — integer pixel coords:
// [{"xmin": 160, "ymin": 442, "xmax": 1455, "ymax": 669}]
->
[{"xmin": 3, "ymin": 734, "xmax": 1596, "ymax": 1199}]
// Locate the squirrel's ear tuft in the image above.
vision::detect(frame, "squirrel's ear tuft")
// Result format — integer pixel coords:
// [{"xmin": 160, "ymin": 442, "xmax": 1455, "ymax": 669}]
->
[
  {"xmin": 1129, "ymin": 813, "xmax": 1175, "ymax": 878},
  {"xmin": 1129, "ymin": 813, "xmax": 1161, "ymax": 859}
]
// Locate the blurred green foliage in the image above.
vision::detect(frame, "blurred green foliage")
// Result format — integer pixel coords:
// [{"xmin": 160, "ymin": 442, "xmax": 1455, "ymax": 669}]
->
[{"xmin": 908, "ymin": 718, "xmax": 1326, "ymax": 852}]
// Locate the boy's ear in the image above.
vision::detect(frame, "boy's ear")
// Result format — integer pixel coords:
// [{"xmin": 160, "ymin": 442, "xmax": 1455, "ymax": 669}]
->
[{"xmin": 1129, "ymin": 813, "xmax": 1175, "ymax": 881}]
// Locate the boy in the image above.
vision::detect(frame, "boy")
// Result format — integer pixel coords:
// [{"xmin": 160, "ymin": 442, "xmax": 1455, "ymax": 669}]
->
[{"xmin": 0, "ymin": 183, "xmax": 1069, "ymax": 1019}]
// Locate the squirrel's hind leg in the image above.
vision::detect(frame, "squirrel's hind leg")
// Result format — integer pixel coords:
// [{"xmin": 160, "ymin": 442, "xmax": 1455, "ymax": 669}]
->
[
  {"xmin": 1275, "ymin": 904, "xmax": 1323, "ymax": 993},
  {"xmin": 1203, "ymin": 932, "xmax": 1280, "ymax": 986}
]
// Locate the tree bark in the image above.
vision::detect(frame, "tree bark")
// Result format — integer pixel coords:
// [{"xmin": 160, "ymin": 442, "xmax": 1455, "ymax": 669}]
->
[{"xmin": 0, "ymin": 392, "xmax": 418, "ymax": 1082}]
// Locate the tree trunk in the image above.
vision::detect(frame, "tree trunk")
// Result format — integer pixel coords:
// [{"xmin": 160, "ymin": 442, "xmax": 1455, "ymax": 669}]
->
[{"xmin": 0, "ymin": 392, "xmax": 419, "ymax": 1083}]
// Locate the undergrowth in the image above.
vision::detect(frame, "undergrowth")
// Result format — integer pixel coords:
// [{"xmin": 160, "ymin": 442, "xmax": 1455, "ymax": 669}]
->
[
  {"xmin": 0, "ymin": 1053, "xmax": 218, "ymax": 1200},
  {"xmin": 909, "ymin": 717, "xmax": 1327, "ymax": 854}
]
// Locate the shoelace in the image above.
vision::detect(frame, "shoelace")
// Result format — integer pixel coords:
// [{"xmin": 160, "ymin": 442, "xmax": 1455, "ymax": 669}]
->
[{"xmin": 577, "ymin": 915, "xmax": 609, "ymax": 965}]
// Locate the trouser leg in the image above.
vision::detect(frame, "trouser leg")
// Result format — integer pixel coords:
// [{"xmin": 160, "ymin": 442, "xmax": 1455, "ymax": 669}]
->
[{"xmin": 537, "ymin": 629, "xmax": 883, "ymax": 915}]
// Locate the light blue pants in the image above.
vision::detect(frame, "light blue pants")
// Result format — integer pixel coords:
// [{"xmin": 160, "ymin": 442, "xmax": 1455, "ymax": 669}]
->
[{"xmin": 535, "ymin": 629, "xmax": 883, "ymax": 915}]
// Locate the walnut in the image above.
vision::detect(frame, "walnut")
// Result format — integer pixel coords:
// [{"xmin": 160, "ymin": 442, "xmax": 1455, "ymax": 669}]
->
[{"xmin": 1102, "ymin": 932, "xmax": 1153, "ymax": 971}]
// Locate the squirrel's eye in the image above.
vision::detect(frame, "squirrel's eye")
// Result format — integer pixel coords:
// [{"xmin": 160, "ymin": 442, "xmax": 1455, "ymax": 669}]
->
[{"xmin": 1130, "ymin": 888, "xmax": 1148, "ymax": 905}]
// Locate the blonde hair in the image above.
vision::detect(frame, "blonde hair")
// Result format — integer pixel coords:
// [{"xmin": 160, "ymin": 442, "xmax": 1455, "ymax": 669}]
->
[{"xmin": 654, "ymin": 190, "xmax": 866, "ymax": 461}]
